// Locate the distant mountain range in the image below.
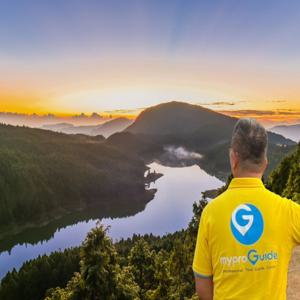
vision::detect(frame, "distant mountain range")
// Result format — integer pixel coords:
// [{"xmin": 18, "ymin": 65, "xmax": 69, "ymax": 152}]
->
[
  {"xmin": 270, "ymin": 124, "xmax": 300, "ymax": 142},
  {"xmin": 42, "ymin": 117, "xmax": 133, "ymax": 138}
]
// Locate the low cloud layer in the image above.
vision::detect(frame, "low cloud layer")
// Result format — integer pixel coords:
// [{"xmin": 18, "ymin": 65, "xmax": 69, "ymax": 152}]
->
[
  {"xmin": 197, "ymin": 101, "xmax": 236, "ymax": 106},
  {"xmin": 164, "ymin": 146, "xmax": 202, "ymax": 160},
  {"xmin": 220, "ymin": 109, "xmax": 300, "ymax": 128},
  {"xmin": 221, "ymin": 109, "xmax": 300, "ymax": 116}
]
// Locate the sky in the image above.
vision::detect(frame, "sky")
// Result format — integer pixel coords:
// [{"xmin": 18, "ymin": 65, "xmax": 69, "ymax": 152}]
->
[{"xmin": 0, "ymin": 0, "xmax": 300, "ymax": 124}]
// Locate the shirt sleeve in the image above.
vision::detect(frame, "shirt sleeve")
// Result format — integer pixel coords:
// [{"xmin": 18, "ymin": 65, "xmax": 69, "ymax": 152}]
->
[
  {"xmin": 192, "ymin": 207, "xmax": 213, "ymax": 278},
  {"xmin": 288, "ymin": 199, "xmax": 300, "ymax": 245}
]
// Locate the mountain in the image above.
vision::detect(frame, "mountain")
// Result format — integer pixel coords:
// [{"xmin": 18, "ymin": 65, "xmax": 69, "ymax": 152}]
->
[
  {"xmin": 42, "ymin": 123, "xmax": 74, "ymax": 131},
  {"xmin": 270, "ymin": 124, "xmax": 300, "ymax": 142},
  {"xmin": 41, "ymin": 123, "xmax": 98, "ymax": 135},
  {"xmin": 41, "ymin": 117, "xmax": 133, "ymax": 137},
  {"xmin": 91, "ymin": 117, "xmax": 134, "ymax": 137},
  {"xmin": 0, "ymin": 124, "xmax": 154, "ymax": 234},
  {"xmin": 125, "ymin": 101, "xmax": 235, "ymax": 137},
  {"xmin": 121, "ymin": 101, "xmax": 296, "ymax": 178},
  {"xmin": 124, "ymin": 101, "xmax": 294, "ymax": 148}
]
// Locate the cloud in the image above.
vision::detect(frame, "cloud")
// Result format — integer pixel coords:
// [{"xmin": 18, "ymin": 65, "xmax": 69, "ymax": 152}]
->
[
  {"xmin": 71, "ymin": 113, "xmax": 103, "ymax": 120},
  {"xmin": 103, "ymin": 108, "xmax": 145, "ymax": 114},
  {"xmin": 197, "ymin": 101, "xmax": 236, "ymax": 106},
  {"xmin": 269, "ymin": 100, "xmax": 287, "ymax": 103},
  {"xmin": 220, "ymin": 109, "xmax": 300, "ymax": 127},
  {"xmin": 72, "ymin": 113, "xmax": 88, "ymax": 119},
  {"xmin": 90, "ymin": 112, "xmax": 103, "ymax": 119},
  {"xmin": 221, "ymin": 109, "xmax": 300, "ymax": 116},
  {"xmin": 164, "ymin": 146, "xmax": 202, "ymax": 160},
  {"xmin": 221, "ymin": 110, "xmax": 275, "ymax": 116}
]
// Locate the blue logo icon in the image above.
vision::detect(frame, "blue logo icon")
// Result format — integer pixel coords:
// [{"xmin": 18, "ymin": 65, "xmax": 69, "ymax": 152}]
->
[{"xmin": 230, "ymin": 204, "xmax": 264, "ymax": 245}]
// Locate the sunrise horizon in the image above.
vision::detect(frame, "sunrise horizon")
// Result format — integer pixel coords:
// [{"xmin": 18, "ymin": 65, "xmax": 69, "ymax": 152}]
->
[
  {"xmin": 1, "ymin": 0, "xmax": 299, "ymax": 124},
  {"xmin": 1, "ymin": 99, "xmax": 300, "ymax": 128}
]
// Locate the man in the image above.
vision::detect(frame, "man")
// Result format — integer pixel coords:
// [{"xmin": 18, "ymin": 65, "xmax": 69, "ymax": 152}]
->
[{"xmin": 192, "ymin": 118, "xmax": 300, "ymax": 299}]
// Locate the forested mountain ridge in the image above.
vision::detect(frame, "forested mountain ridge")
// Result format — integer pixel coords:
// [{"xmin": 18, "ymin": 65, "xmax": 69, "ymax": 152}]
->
[{"xmin": 0, "ymin": 124, "xmax": 154, "ymax": 234}]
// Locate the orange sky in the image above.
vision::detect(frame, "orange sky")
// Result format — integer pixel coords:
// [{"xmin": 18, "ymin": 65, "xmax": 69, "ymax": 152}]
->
[
  {"xmin": 1, "ymin": 60, "xmax": 299, "ymax": 123},
  {"xmin": 1, "ymin": 1, "xmax": 300, "ymax": 125},
  {"xmin": 1, "ymin": 54, "xmax": 299, "ymax": 120}
]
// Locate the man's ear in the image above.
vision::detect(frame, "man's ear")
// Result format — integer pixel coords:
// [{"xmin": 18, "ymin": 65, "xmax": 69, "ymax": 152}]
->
[
  {"xmin": 230, "ymin": 149, "xmax": 241, "ymax": 178},
  {"xmin": 229, "ymin": 149, "xmax": 238, "ymax": 170},
  {"xmin": 263, "ymin": 157, "xmax": 268, "ymax": 172},
  {"xmin": 229, "ymin": 148, "xmax": 233, "ymax": 163}
]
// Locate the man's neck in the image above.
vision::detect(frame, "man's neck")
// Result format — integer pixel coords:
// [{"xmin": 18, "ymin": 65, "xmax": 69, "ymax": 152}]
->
[{"xmin": 234, "ymin": 171, "xmax": 263, "ymax": 178}]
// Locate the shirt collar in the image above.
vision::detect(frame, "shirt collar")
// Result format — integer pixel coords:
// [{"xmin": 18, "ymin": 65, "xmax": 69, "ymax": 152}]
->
[{"xmin": 228, "ymin": 177, "xmax": 265, "ymax": 189}]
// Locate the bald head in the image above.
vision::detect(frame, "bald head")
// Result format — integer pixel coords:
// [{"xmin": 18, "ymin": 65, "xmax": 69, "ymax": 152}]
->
[{"xmin": 230, "ymin": 118, "xmax": 268, "ymax": 175}]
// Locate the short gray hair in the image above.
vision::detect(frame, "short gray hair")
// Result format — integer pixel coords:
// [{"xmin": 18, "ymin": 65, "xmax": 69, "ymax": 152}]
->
[{"xmin": 231, "ymin": 118, "xmax": 268, "ymax": 169}]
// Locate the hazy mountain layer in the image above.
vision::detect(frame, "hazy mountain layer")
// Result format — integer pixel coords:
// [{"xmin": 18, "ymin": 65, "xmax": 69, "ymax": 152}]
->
[
  {"xmin": 270, "ymin": 124, "xmax": 300, "ymax": 142},
  {"xmin": 42, "ymin": 117, "xmax": 133, "ymax": 137}
]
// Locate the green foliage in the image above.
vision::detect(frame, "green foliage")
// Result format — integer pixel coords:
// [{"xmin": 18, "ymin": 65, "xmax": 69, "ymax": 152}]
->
[
  {"xmin": 145, "ymin": 249, "xmax": 172, "ymax": 300},
  {"xmin": 80, "ymin": 225, "xmax": 118, "ymax": 298},
  {"xmin": 45, "ymin": 224, "xmax": 140, "ymax": 300},
  {"xmin": 0, "ymin": 248, "xmax": 80, "ymax": 300},
  {"xmin": 128, "ymin": 238, "xmax": 156, "ymax": 297},
  {"xmin": 268, "ymin": 143, "xmax": 300, "ymax": 202},
  {"xmin": 0, "ymin": 124, "xmax": 150, "ymax": 232},
  {"xmin": 0, "ymin": 199, "xmax": 209, "ymax": 300}
]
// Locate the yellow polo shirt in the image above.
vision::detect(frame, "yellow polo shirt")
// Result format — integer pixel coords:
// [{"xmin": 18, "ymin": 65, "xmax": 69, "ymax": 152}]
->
[{"xmin": 193, "ymin": 177, "xmax": 300, "ymax": 300}]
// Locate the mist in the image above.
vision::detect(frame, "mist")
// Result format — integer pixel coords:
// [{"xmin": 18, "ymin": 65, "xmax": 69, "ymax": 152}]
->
[{"xmin": 164, "ymin": 146, "xmax": 202, "ymax": 160}]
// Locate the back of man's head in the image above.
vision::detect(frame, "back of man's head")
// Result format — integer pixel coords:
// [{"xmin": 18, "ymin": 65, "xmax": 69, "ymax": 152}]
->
[{"xmin": 231, "ymin": 118, "xmax": 268, "ymax": 173}]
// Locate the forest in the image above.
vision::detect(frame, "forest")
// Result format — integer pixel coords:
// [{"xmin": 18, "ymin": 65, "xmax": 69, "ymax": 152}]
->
[
  {"xmin": 1, "ymin": 143, "xmax": 298, "ymax": 300},
  {"xmin": 0, "ymin": 124, "xmax": 154, "ymax": 235}
]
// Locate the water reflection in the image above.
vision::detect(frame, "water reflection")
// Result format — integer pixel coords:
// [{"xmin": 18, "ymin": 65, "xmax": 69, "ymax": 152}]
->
[
  {"xmin": 102, "ymin": 162, "xmax": 222, "ymax": 239},
  {"xmin": 0, "ymin": 162, "xmax": 223, "ymax": 278}
]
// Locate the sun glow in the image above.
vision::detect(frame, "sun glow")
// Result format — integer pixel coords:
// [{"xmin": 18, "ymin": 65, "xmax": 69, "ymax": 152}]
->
[{"xmin": 0, "ymin": 1, "xmax": 299, "ymax": 124}]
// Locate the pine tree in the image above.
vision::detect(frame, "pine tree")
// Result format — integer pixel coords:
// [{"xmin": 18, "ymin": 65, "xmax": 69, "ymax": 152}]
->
[
  {"xmin": 145, "ymin": 249, "xmax": 172, "ymax": 300},
  {"xmin": 128, "ymin": 238, "xmax": 156, "ymax": 299},
  {"xmin": 45, "ymin": 223, "xmax": 139, "ymax": 300}
]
